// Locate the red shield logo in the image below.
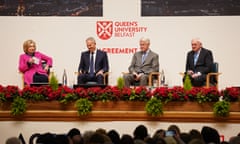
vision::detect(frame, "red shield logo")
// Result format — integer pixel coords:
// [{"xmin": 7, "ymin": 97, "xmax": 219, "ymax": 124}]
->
[{"xmin": 96, "ymin": 21, "xmax": 113, "ymax": 40}]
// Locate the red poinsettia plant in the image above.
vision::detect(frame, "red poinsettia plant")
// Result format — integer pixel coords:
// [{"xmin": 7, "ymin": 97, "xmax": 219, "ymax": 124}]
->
[
  {"xmin": 221, "ymin": 87, "xmax": 240, "ymax": 102},
  {"xmin": 185, "ymin": 87, "xmax": 220, "ymax": 103},
  {"xmin": 152, "ymin": 86, "xmax": 188, "ymax": 103},
  {"xmin": 0, "ymin": 84, "xmax": 239, "ymax": 103},
  {"xmin": 0, "ymin": 85, "xmax": 20, "ymax": 102}
]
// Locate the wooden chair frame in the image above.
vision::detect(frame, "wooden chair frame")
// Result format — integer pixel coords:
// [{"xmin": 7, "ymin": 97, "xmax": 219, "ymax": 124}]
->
[
  {"xmin": 122, "ymin": 72, "xmax": 161, "ymax": 87},
  {"xmin": 179, "ymin": 72, "xmax": 221, "ymax": 89},
  {"xmin": 75, "ymin": 72, "xmax": 110, "ymax": 85}
]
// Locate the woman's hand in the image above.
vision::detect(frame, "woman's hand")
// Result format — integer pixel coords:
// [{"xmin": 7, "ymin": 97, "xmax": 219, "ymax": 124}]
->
[{"xmin": 44, "ymin": 65, "xmax": 49, "ymax": 72}]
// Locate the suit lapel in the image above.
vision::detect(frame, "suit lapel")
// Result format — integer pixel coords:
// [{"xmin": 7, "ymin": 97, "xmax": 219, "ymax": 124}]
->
[
  {"xmin": 189, "ymin": 51, "xmax": 195, "ymax": 67},
  {"xmin": 86, "ymin": 52, "xmax": 91, "ymax": 70},
  {"xmin": 95, "ymin": 50, "xmax": 99, "ymax": 66}
]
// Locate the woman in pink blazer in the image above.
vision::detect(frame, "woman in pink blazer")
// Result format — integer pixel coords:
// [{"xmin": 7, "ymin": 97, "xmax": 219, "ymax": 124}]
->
[{"xmin": 18, "ymin": 40, "xmax": 53, "ymax": 86}]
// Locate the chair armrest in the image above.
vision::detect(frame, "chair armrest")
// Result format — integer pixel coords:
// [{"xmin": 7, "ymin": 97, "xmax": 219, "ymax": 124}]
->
[
  {"xmin": 122, "ymin": 72, "xmax": 129, "ymax": 75},
  {"xmin": 19, "ymin": 72, "xmax": 25, "ymax": 88},
  {"xmin": 75, "ymin": 71, "xmax": 80, "ymax": 76},
  {"xmin": 148, "ymin": 72, "xmax": 160, "ymax": 87},
  {"xmin": 206, "ymin": 72, "xmax": 221, "ymax": 88},
  {"xmin": 179, "ymin": 72, "xmax": 185, "ymax": 77},
  {"xmin": 207, "ymin": 72, "xmax": 222, "ymax": 76},
  {"xmin": 103, "ymin": 72, "xmax": 110, "ymax": 85}
]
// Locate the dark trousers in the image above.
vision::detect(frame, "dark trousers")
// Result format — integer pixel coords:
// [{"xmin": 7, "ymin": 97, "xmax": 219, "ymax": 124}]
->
[
  {"xmin": 77, "ymin": 73, "xmax": 104, "ymax": 84},
  {"xmin": 33, "ymin": 73, "xmax": 49, "ymax": 83}
]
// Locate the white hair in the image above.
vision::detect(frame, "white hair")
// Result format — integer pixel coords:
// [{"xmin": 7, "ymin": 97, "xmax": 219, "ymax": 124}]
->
[{"xmin": 140, "ymin": 37, "xmax": 150, "ymax": 44}]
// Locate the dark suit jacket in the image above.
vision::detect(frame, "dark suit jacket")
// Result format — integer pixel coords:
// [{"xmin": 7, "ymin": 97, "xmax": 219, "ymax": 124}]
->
[
  {"xmin": 185, "ymin": 47, "xmax": 213, "ymax": 75},
  {"xmin": 78, "ymin": 49, "xmax": 109, "ymax": 74}
]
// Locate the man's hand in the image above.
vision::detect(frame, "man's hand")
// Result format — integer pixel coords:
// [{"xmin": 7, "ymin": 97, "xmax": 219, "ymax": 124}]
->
[
  {"xmin": 134, "ymin": 73, "xmax": 143, "ymax": 81},
  {"xmin": 96, "ymin": 70, "xmax": 104, "ymax": 76},
  {"xmin": 187, "ymin": 70, "xmax": 194, "ymax": 75}
]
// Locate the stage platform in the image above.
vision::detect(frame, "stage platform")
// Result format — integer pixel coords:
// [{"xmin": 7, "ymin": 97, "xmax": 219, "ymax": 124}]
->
[{"xmin": 0, "ymin": 101, "xmax": 240, "ymax": 122}]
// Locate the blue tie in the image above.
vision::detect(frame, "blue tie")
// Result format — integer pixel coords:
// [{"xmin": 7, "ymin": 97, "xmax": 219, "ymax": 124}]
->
[
  {"xmin": 142, "ymin": 52, "xmax": 146, "ymax": 64},
  {"xmin": 194, "ymin": 52, "xmax": 198, "ymax": 66},
  {"xmin": 89, "ymin": 52, "xmax": 94, "ymax": 76}
]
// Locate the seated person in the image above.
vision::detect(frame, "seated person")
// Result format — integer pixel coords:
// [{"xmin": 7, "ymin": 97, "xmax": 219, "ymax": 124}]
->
[
  {"xmin": 77, "ymin": 37, "xmax": 109, "ymax": 85},
  {"xmin": 184, "ymin": 38, "xmax": 213, "ymax": 87},
  {"xmin": 123, "ymin": 37, "xmax": 159, "ymax": 87},
  {"xmin": 18, "ymin": 39, "xmax": 52, "ymax": 86}
]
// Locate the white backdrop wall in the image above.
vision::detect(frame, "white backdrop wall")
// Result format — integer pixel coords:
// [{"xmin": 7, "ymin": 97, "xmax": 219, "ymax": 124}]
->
[{"xmin": 1, "ymin": 0, "xmax": 240, "ymax": 143}]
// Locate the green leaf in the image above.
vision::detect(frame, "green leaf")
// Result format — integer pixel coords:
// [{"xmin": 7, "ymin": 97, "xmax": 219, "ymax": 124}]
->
[
  {"xmin": 49, "ymin": 73, "xmax": 59, "ymax": 91},
  {"xmin": 117, "ymin": 77, "xmax": 124, "ymax": 90},
  {"xmin": 75, "ymin": 98, "xmax": 93, "ymax": 116},
  {"xmin": 183, "ymin": 74, "xmax": 192, "ymax": 91},
  {"xmin": 213, "ymin": 100, "xmax": 230, "ymax": 117},
  {"xmin": 11, "ymin": 96, "xmax": 27, "ymax": 116},
  {"xmin": 145, "ymin": 97, "xmax": 163, "ymax": 116}
]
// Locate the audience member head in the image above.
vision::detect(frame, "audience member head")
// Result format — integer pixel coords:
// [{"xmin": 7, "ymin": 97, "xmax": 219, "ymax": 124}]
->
[
  {"xmin": 155, "ymin": 138, "xmax": 166, "ymax": 144},
  {"xmin": 134, "ymin": 139, "xmax": 146, "ymax": 144},
  {"xmin": 5, "ymin": 137, "xmax": 21, "ymax": 144},
  {"xmin": 36, "ymin": 133, "xmax": 56, "ymax": 144},
  {"xmin": 120, "ymin": 134, "xmax": 134, "ymax": 144},
  {"xmin": 229, "ymin": 136, "xmax": 240, "ymax": 144},
  {"xmin": 153, "ymin": 133, "xmax": 166, "ymax": 144},
  {"xmin": 180, "ymin": 132, "xmax": 191, "ymax": 144},
  {"xmin": 153, "ymin": 129, "xmax": 166, "ymax": 139},
  {"xmin": 88, "ymin": 132, "xmax": 106, "ymax": 144},
  {"xmin": 23, "ymin": 39, "xmax": 36, "ymax": 55},
  {"xmin": 107, "ymin": 129, "xmax": 120, "ymax": 144},
  {"xmin": 167, "ymin": 125, "xmax": 181, "ymax": 136},
  {"xmin": 145, "ymin": 137, "xmax": 155, "ymax": 144},
  {"xmin": 163, "ymin": 136, "xmax": 177, "ymax": 144},
  {"xmin": 96, "ymin": 128, "xmax": 107, "ymax": 135},
  {"xmin": 95, "ymin": 128, "xmax": 112, "ymax": 144},
  {"xmin": 201, "ymin": 126, "xmax": 220, "ymax": 144},
  {"xmin": 189, "ymin": 129, "xmax": 203, "ymax": 140},
  {"xmin": 67, "ymin": 128, "xmax": 82, "ymax": 144},
  {"xmin": 82, "ymin": 130, "xmax": 95, "ymax": 144},
  {"xmin": 133, "ymin": 124, "xmax": 148, "ymax": 140},
  {"xmin": 54, "ymin": 134, "xmax": 69, "ymax": 144},
  {"xmin": 188, "ymin": 138, "xmax": 205, "ymax": 144}
]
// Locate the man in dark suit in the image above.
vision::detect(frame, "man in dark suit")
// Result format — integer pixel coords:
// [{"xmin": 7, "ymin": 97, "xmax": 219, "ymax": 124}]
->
[
  {"xmin": 185, "ymin": 38, "xmax": 213, "ymax": 87},
  {"xmin": 77, "ymin": 37, "xmax": 109, "ymax": 84},
  {"xmin": 123, "ymin": 37, "xmax": 159, "ymax": 87}
]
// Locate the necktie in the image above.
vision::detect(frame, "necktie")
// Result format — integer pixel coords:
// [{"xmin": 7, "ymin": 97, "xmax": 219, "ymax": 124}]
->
[
  {"xmin": 142, "ymin": 52, "xmax": 146, "ymax": 64},
  {"xmin": 194, "ymin": 52, "xmax": 198, "ymax": 66},
  {"xmin": 89, "ymin": 52, "xmax": 94, "ymax": 76}
]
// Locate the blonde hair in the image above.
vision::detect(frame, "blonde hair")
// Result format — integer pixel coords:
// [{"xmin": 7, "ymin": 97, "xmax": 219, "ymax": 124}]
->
[{"xmin": 23, "ymin": 39, "xmax": 36, "ymax": 53}]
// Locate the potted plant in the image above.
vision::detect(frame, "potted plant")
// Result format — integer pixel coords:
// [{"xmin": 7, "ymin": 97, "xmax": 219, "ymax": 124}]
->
[
  {"xmin": 145, "ymin": 97, "xmax": 163, "ymax": 116},
  {"xmin": 213, "ymin": 100, "xmax": 230, "ymax": 117},
  {"xmin": 75, "ymin": 98, "xmax": 93, "ymax": 116},
  {"xmin": 11, "ymin": 96, "xmax": 27, "ymax": 116},
  {"xmin": 183, "ymin": 74, "xmax": 192, "ymax": 91}
]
